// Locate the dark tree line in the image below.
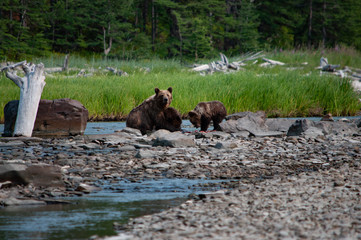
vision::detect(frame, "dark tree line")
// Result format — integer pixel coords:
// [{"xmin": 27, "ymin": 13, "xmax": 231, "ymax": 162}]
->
[{"xmin": 1, "ymin": 0, "xmax": 360, "ymax": 60}]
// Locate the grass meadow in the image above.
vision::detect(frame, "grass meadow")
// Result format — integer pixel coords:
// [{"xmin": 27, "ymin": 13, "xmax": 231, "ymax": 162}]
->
[{"xmin": 1, "ymin": 47, "xmax": 361, "ymax": 122}]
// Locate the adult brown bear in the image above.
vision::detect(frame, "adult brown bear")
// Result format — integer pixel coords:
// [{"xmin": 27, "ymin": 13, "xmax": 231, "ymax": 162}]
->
[
  {"xmin": 126, "ymin": 87, "xmax": 176, "ymax": 134},
  {"xmin": 188, "ymin": 101, "xmax": 227, "ymax": 131}
]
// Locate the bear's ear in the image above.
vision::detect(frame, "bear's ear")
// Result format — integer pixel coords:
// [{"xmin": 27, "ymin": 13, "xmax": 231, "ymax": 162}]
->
[
  {"xmin": 188, "ymin": 111, "xmax": 198, "ymax": 118},
  {"xmin": 167, "ymin": 87, "xmax": 172, "ymax": 93},
  {"xmin": 155, "ymin": 88, "xmax": 160, "ymax": 95}
]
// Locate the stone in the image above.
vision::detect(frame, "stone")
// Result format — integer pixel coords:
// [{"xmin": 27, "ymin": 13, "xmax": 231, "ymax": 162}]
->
[
  {"xmin": 315, "ymin": 121, "xmax": 358, "ymax": 136},
  {"xmin": 152, "ymin": 131, "xmax": 195, "ymax": 147},
  {"xmin": 265, "ymin": 118, "xmax": 295, "ymax": 132},
  {"xmin": 225, "ymin": 111, "xmax": 266, "ymax": 121},
  {"xmin": 135, "ymin": 149, "xmax": 157, "ymax": 159},
  {"xmin": 120, "ymin": 127, "xmax": 143, "ymax": 136},
  {"xmin": 3, "ymin": 197, "xmax": 46, "ymax": 206},
  {"xmin": 214, "ymin": 142, "xmax": 238, "ymax": 149},
  {"xmin": 287, "ymin": 119, "xmax": 315, "ymax": 136},
  {"xmin": 3, "ymin": 98, "xmax": 88, "ymax": 137},
  {"xmin": 0, "ymin": 162, "xmax": 64, "ymax": 187},
  {"xmin": 220, "ymin": 111, "xmax": 284, "ymax": 137},
  {"xmin": 0, "ymin": 163, "xmax": 27, "ymax": 185},
  {"xmin": 303, "ymin": 127, "xmax": 325, "ymax": 139},
  {"xmin": 75, "ymin": 183, "xmax": 101, "ymax": 193},
  {"xmin": 287, "ymin": 119, "xmax": 359, "ymax": 137}
]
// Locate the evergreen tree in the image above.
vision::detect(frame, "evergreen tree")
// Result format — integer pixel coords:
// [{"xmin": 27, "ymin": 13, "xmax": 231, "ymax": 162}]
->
[
  {"xmin": 256, "ymin": 0, "xmax": 304, "ymax": 49},
  {"xmin": 1, "ymin": 0, "xmax": 361, "ymax": 60}
]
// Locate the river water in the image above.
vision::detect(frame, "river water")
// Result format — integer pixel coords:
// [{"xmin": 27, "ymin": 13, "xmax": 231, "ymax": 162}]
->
[{"xmin": 0, "ymin": 178, "xmax": 229, "ymax": 240}]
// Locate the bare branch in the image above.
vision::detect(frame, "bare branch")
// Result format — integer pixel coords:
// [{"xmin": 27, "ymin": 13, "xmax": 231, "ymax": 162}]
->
[
  {"xmin": 5, "ymin": 71, "xmax": 23, "ymax": 88},
  {"xmin": 0, "ymin": 60, "xmax": 27, "ymax": 72}
]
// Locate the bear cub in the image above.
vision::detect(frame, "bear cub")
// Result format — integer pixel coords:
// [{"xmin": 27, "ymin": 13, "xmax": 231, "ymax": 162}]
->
[{"xmin": 188, "ymin": 101, "xmax": 227, "ymax": 131}]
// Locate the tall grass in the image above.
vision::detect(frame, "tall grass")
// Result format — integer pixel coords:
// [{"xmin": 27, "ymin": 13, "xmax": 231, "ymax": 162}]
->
[{"xmin": 1, "ymin": 49, "xmax": 360, "ymax": 122}]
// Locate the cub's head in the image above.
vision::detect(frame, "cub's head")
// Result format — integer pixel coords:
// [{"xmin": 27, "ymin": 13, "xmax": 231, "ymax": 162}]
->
[
  {"xmin": 188, "ymin": 110, "xmax": 201, "ymax": 128},
  {"xmin": 154, "ymin": 87, "xmax": 173, "ymax": 109}
]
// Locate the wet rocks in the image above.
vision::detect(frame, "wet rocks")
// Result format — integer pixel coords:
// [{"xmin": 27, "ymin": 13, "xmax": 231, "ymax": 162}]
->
[
  {"xmin": 287, "ymin": 118, "xmax": 359, "ymax": 137},
  {"xmin": 0, "ymin": 120, "xmax": 361, "ymax": 239}
]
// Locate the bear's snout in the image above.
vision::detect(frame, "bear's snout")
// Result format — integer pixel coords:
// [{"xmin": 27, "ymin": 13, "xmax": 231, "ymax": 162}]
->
[{"xmin": 163, "ymin": 97, "xmax": 169, "ymax": 104}]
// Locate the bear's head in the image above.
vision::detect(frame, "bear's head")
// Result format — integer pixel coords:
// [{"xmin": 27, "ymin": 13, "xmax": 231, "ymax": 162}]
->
[
  {"xmin": 188, "ymin": 110, "xmax": 201, "ymax": 128},
  {"xmin": 154, "ymin": 87, "xmax": 173, "ymax": 109}
]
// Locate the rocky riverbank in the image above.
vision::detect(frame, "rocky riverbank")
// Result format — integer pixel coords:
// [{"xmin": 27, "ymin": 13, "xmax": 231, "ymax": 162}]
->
[{"xmin": 1, "ymin": 116, "xmax": 361, "ymax": 239}]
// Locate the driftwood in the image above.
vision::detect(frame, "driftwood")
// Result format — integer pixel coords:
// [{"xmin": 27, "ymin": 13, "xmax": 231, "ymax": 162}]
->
[
  {"xmin": 2, "ymin": 61, "xmax": 46, "ymax": 137},
  {"xmin": 44, "ymin": 54, "xmax": 70, "ymax": 73},
  {"xmin": 316, "ymin": 57, "xmax": 340, "ymax": 72},
  {"xmin": 262, "ymin": 58, "xmax": 285, "ymax": 66},
  {"xmin": 192, "ymin": 52, "xmax": 264, "ymax": 74},
  {"xmin": 106, "ymin": 67, "xmax": 128, "ymax": 76}
]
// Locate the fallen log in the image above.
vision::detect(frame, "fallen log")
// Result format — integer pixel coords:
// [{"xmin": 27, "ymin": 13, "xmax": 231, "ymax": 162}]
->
[
  {"xmin": 262, "ymin": 58, "xmax": 285, "ymax": 66},
  {"xmin": 316, "ymin": 57, "xmax": 340, "ymax": 72},
  {"xmin": 106, "ymin": 67, "xmax": 128, "ymax": 76}
]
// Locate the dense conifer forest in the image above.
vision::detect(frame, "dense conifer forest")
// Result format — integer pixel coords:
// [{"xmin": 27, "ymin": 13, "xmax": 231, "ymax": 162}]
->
[{"xmin": 1, "ymin": 0, "xmax": 360, "ymax": 60}]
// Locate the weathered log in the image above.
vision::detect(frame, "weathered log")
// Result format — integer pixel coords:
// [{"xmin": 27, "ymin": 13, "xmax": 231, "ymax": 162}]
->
[
  {"xmin": 235, "ymin": 51, "xmax": 264, "ymax": 64},
  {"xmin": 106, "ymin": 67, "xmax": 127, "ymax": 76},
  {"xmin": 192, "ymin": 64, "xmax": 211, "ymax": 72},
  {"xmin": 220, "ymin": 53, "xmax": 229, "ymax": 66},
  {"xmin": 317, "ymin": 57, "xmax": 340, "ymax": 72},
  {"xmin": 3, "ymin": 61, "xmax": 46, "ymax": 137},
  {"xmin": 45, "ymin": 67, "xmax": 63, "ymax": 73},
  {"xmin": 262, "ymin": 58, "xmax": 285, "ymax": 66}
]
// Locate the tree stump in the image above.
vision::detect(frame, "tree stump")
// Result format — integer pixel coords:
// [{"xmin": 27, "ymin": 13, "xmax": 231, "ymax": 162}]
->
[{"xmin": 2, "ymin": 61, "xmax": 46, "ymax": 137}]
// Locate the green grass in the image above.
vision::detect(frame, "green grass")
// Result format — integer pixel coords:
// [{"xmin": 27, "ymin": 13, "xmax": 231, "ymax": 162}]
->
[{"xmin": 1, "ymin": 49, "xmax": 360, "ymax": 122}]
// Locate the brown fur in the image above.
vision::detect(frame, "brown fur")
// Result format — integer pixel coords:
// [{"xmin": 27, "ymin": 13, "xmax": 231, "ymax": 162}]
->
[
  {"xmin": 155, "ymin": 107, "xmax": 182, "ymax": 132},
  {"xmin": 188, "ymin": 101, "xmax": 227, "ymax": 131},
  {"xmin": 126, "ymin": 87, "xmax": 173, "ymax": 134}
]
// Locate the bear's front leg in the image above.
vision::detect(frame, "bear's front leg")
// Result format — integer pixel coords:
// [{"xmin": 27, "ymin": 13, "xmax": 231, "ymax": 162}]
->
[{"xmin": 200, "ymin": 116, "xmax": 211, "ymax": 132}]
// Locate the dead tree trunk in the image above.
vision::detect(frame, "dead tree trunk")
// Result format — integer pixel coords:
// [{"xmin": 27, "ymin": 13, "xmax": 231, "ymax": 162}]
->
[
  {"xmin": 2, "ymin": 61, "xmax": 46, "ymax": 137},
  {"xmin": 103, "ymin": 24, "xmax": 112, "ymax": 59},
  {"xmin": 62, "ymin": 54, "xmax": 69, "ymax": 71}
]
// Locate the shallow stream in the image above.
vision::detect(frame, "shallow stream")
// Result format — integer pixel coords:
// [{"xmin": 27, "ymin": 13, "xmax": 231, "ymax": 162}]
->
[{"xmin": 0, "ymin": 178, "xmax": 229, "ymax": 240}]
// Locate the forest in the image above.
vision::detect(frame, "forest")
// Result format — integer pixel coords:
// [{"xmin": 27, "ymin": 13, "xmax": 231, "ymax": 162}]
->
[{"xmin": 1, "ymin": 0, "xmax": 361, "ymax": 61}]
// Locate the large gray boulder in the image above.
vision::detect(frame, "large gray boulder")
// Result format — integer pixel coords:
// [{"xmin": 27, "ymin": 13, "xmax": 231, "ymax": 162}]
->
[
  {"xmin": 152, "ymin": 130, "xmax": 196, "ymax": 147},
  {"xmin": 0, "ymin": 162, "xmax": 64, "ymax": 187},
  {"xmin": 287, "ymin": 119, "xmax": 359, "ymax": 137},
  {"xmin": 3, "ymin": 98, "xmax": 88, "ymax": 137},
  {"xmin": 220, "ymin": 111, "xmax": 284, "ymax": 137},
  {"xmin": 265, "ymin": 118, "xmax": 295, "ymax": 132}
]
